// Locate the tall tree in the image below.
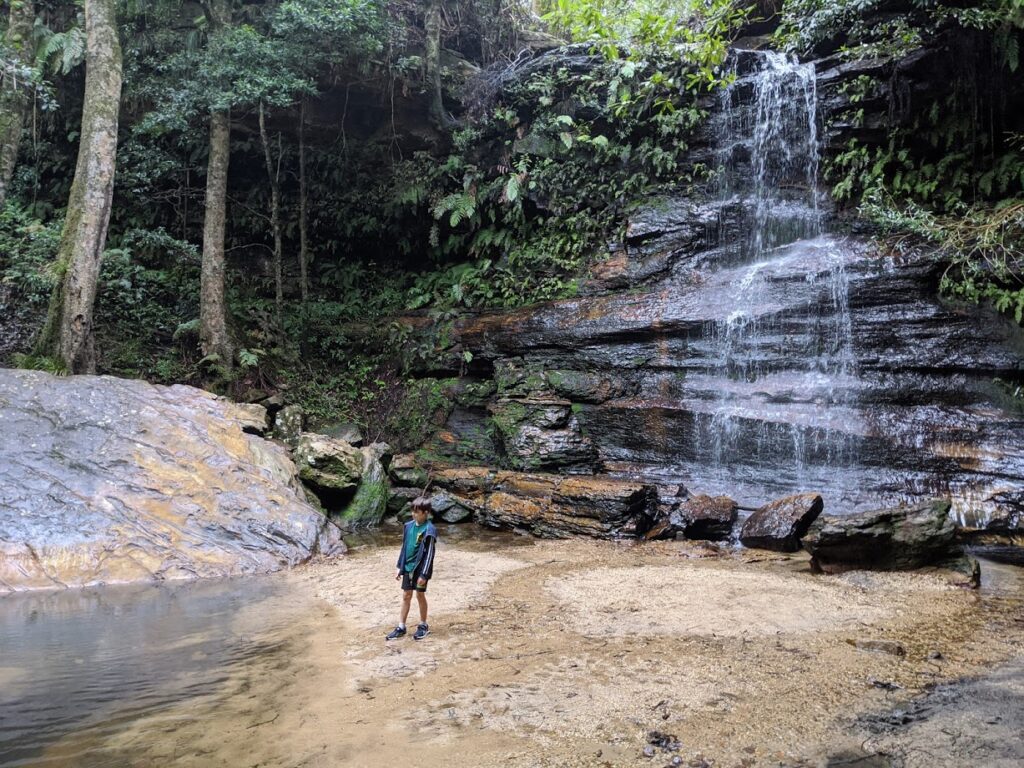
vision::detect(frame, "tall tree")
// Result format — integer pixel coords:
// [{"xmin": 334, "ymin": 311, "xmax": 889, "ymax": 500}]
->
[
  {"xmin": 424, "ymin": 0, "xmax": 446, "ymax": 127},
  {"xmin": 199, "ymin": 0, "xmax": 234, "ymax": 371},
  {"xmin": 0, "ymin": 0, "xmax": 36, "ymax": 206},
  {"xmin": 35, "ymin": 0, "xmax": 122, "ymax": 373},
  {"xmin": 258, "ymin": 99, "xmax": 284, "ymax": 316}
]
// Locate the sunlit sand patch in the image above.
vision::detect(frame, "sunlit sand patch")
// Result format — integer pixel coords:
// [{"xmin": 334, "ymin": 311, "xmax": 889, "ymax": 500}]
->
[{"xmin": 544, "ymin": 564, "xmax": 951, "ymax": 637}]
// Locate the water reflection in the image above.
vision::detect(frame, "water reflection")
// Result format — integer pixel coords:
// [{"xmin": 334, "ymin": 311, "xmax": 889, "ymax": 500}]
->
[{"xmin": 0, "ymin": 576, "xmax": 301, "ymax": 767}]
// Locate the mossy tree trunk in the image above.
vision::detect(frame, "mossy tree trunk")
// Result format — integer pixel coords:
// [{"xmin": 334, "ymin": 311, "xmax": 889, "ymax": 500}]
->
[
  {"xmin": 199, "ymin": 0, "xmax": 233, "ymax": 371},
  {"xmin": 258, "ymin": 100, "xmax": 283, "ymax": 318},
  {"xmin": 298, "ymin": 97, "xmax": 309, "ymax": 305},
  {"xmin": 0, "ymin": 0, "xmax": 38, "ymax": 206},
  {"xmin": 35, "ymin": 0, "xmax": 122, "ymax": 374},
  {"xmin": 425, "ymin": 0, "xmax": 446, "ymax": 127},
  {"xmin": 200, "ymin": 108, "xmax": 233, "ymax": 370}
]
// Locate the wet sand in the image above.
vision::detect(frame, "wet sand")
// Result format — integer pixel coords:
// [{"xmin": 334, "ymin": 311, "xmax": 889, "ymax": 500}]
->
[{"xmin": 28, "ymin": 529, "xmax": 1024, "ymax": 767}]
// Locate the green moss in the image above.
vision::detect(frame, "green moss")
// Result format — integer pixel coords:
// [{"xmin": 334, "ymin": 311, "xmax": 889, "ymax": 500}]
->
[
  {"xmin": 342, "ymin": 473, "xmax": 390, "ymax": 526},
  {"xmin": 490, "ymin": 400, "xmax": 529, "ymax": 438}
]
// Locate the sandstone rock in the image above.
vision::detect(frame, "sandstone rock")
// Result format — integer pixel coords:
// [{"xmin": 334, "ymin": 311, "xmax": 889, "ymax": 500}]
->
[
  {"xmin": 802, "ymin": 500, "xmax": 973, "ymax": 578},
  {"xmin": 430, "ymin": 469, "xmax": 656, "ymax": 539},
  {"xmin": 338, "ymin": 444, "xmax": 390, "ymax": 528},
  {"xmin": 740, "ymin": 493, "xmax": 823, "ymax": 552},
  {"xmin": 226, "ymin": 402, "xmax": 269, "ymax": 435},
  {"xmin": 294, "ymin": 433, "xmax": 363, "ymax": 505},
  {"xmin": 273, "ymin": 404, "xmax": 304, "ymax": 447},
  {"xmin": 0, "ymin": 370, "xmax": 343, "ymax": 593},
  {"xmin": 671, "ymin": 494, "xmax": 738, "ymax": 541}
]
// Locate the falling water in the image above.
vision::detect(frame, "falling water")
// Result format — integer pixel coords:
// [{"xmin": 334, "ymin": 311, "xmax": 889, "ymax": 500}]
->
[{"xmin": 699, "ymin": 50, "xmax": 857, "ymax": 481}]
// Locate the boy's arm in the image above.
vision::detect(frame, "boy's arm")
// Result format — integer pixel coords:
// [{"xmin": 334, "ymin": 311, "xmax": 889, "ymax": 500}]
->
[{"xmin": 419, "ymin": 534, "xmax": 436, "ymax": 580}]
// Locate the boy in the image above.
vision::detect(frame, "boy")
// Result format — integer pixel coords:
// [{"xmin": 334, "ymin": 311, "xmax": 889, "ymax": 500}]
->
[{"xmin": 386, "ymin": 497, "xmax": 437, "ymax": 641}]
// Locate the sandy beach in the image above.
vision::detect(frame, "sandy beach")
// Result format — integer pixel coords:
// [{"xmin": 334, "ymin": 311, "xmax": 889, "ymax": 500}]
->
[{"xmin": 38, "ymin": 527, "xmax": 1022, "ymax": 768}]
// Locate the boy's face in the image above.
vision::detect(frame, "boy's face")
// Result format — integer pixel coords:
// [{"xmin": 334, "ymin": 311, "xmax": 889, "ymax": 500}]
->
[{"xmin": 412, "ymin": 507, "xmax": 428, "ymax": 524}]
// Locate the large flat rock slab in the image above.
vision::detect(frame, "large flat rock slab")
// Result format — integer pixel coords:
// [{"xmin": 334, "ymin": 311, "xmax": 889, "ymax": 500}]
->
[
  {"xmin": 431, "ymin": 467, "xmax": 656, "ymax": 538},
  {"xmin": 0, "ymin": 370, "xmax": 343, "ymax": 593}
]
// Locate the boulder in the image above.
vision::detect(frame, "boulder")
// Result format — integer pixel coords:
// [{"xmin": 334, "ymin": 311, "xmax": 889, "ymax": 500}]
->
[
  {"xmin": 387, "ymin": 487, "xmax": 422, "ymax": 516},
  {"xmin": 293, "ymin": 433, "xmax": 363, "ymax": 506},
  {"xmin": 322, "ymin": 422, "xmax": 364, "ymax": 446},
  {"xmin": 740, "ymin": 493, "xmax": 823, "ymax": 552},
  {"xmin": 338, "ymin": 443, "xmax": 390, "ymax": 528},
  {"xmin": 671, "ymin": 494, "xmax": 738, "ymax": 541},
  {"xmin": 272, "ymin": 404, "xmax": 304, "ymax": 447},
  {"xmin": 0, "ymin": 370, "xmax": 344, "ymax": 593},
  {"xmin": 429, "ymin": 490, "xmax": 476, "ymax": 523},
  {"xmin": 388, "ymin": 453, "xmax": 429, "ymax": 487},
  {"xmin": 802, "ymin": 500, "xmax": 975, "ymax": 581}
]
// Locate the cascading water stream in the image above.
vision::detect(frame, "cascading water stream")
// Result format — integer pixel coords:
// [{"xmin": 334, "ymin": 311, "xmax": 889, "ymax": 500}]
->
[{"xmin": 697, "ymin": 50, "xmax": 858, "ymax": 483}]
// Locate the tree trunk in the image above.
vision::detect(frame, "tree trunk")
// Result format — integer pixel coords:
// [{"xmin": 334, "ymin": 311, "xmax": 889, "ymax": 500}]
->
[
  {"xmin": 0, "ymin": 0, "xmax": 37, "ymax": 207},
  {"xmin": 35, "ymin": 0, "xmax": 122, "ymax": 374},
  {"xmin": 258, "ymin": 100, "xmax": 283, "ymax": 317},
  {"xmin": 199, "ymin": 108, "xmax": 233, "ymax": 370},
  {"xmin": 425, "ymin": 0, "xmax": 446, "ymax": 128},
  {"xmin": 298, "ymin": 98, "xmax": 309, "ymax": 304}
]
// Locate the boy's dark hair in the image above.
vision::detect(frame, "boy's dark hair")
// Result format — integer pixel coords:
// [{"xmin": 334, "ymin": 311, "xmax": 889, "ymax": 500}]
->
[{"xmin": 412, "ymin": 496, "xmax": 432, "ymax": 512}]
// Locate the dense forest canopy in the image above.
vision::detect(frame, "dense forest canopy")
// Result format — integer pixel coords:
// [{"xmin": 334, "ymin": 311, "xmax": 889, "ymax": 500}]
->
[{"xmin": 0, "ymin": 0, "xmax": 1021, "ymax": 441}]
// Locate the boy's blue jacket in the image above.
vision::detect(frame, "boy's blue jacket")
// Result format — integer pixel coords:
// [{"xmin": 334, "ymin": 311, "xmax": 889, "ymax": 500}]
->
[{"xmin": 396, "ymin": 520, "xmax": 437, "ymax": 579}]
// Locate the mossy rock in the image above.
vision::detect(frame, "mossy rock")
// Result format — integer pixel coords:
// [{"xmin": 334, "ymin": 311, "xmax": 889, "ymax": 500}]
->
[
  {"xmin": 340, "ymin": 447, "xmax": 391, "ymax": 528},
  {"xmin": 294, "ymin": 433, "xmax": 362, "ymax": 492}
]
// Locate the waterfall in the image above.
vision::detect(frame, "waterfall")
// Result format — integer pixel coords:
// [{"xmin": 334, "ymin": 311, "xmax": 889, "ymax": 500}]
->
[{"xmin": 697, "ymin": 50, "xmax": 858, "ymax": 484}]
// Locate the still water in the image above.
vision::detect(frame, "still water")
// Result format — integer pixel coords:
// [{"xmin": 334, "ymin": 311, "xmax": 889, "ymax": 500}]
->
[{"xmin": 0, "ymin": 575, "xmax": 316, "ymax": 767}]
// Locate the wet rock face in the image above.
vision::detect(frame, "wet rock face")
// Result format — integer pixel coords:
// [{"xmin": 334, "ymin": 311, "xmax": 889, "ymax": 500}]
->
[
  {"xmin": 449, "ymin": 230, "xmax": 1024, "ymax": 516},
  {"xmin": 489, "ymin": 397, "xmax": 597, "ymax": 472},
  {"xmin": 802, "ymin": 500, "xmax": 967, "ymax": 574},
  {"xmin": 0, "ymin": 370, "xmax": 344, "ymax": 594},
  {"xmin": 980, "ymin": 490, "xmax": 1024, "ymax": 535},
  {"xmin": 740, "ymin": 493, "xmax": 824, "ymax": 552}
]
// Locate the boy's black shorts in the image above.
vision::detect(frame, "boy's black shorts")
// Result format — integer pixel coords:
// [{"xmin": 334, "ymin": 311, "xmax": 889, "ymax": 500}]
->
[{"xmin": 401, "ymin": 571, "xmax": 428, "ymax": 592}]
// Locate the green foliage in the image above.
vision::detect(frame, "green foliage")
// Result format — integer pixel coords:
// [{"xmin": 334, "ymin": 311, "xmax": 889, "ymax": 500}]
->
[
  {"xmin": 11, "ymin": 352, "xmax": 65, "ymax": 374},
  {"xmin": 863, "ymin": 191, "xmax": 1024, "ymax": 323},
  {"xmin": 384, "ymin": 6, "xmax": 743, "ymax": 312},
  {"xmin": 0, "ymin": 203, "xmax": 61, "ymax": 308}
]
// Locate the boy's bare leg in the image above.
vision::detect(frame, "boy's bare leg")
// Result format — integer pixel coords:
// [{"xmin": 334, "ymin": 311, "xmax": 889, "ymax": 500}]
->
[
  {"xmin": 400, "ymin": 589, "xmax": 413, "ymax": 626},
  {"xmin": 416, "ymin": 591, "xmax": 428, "ymax": 624}
]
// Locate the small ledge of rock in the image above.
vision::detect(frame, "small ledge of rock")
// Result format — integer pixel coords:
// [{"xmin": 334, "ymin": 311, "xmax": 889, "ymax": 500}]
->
[
  {"xmin": 431, "ymin": 467, "xmax": 657, "ymax": 539},
  {"xmin": 739, "ymin": 492, "xmax": 823, "ymax": 552}
]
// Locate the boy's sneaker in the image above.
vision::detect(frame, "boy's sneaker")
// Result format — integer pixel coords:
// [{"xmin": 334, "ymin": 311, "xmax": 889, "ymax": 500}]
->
[
  {"xmin": 413, "ymin": 622, "xmax": 430, "ymax": 641},
  {"xmin": 385, "ymin": 625, "xmax": 406, "ymax": 640}
]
